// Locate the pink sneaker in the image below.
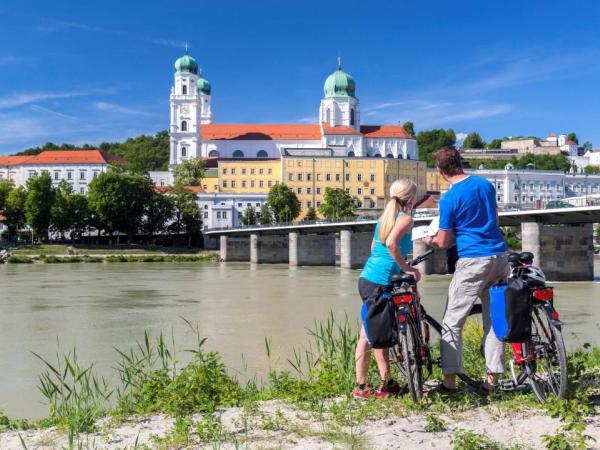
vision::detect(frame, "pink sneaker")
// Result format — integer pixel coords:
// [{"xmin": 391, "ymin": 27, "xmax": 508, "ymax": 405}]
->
[
  {"xmin": 374, "ymin": 380, "xmax": 403, "ymax": 399},
  {"xmin": 352, "ymin": 384, "xmax": 374, "ymax": 400}
]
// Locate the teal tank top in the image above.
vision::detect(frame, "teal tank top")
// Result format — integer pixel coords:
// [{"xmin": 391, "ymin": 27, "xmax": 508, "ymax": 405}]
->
[{"xmin": 360, "ymin": 213, "xmax": 413, "ymax": 286}]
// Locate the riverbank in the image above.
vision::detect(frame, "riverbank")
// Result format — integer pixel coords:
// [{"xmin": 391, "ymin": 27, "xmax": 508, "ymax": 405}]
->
[
  {"xmin": 5, "ymin": 252, "xmax": 218, "ymax": 264},
  {"xmin": 0, "ymin": 316, "xmax": 598, "ymax": 450},
  {"xmin": 8, "ymin": 244, "xmax": 209, "ymax": 256}
]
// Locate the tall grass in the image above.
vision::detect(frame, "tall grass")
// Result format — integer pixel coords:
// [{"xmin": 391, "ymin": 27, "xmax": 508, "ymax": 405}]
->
[{"xmin": 32, "ymin": 347, "xmax": 112, "ymax": 433}]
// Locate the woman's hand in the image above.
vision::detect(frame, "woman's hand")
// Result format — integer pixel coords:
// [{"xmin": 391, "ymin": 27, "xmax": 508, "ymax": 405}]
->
[{"xmin": 407, "ymin": 267, "xmax": 421, "ymax": 283}]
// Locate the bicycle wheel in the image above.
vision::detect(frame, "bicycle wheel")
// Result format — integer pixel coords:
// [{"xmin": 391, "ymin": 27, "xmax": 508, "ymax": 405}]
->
[
  {"xmin": 424, "ymin": 304, "xmax": 482, "ymax": 388},
  {"xmin": 399, "ymin": 317, "xmax": 424, "ymax": 401},
  {"xmin": 527, "ymin": 305, "xmax": 568, "ymax": 402}
]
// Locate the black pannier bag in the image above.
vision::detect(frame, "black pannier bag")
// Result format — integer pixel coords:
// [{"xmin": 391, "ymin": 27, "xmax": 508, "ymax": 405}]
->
[
  {"xmin": 361, "ymin": 291, "xmax": 397, "ymax": 349},
  {"xmin": 490, "ymin": 278, "xmax": 532, "ymax": 342}
]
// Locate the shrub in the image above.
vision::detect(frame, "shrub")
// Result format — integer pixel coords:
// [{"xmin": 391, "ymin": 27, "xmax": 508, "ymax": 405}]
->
[{"xmin": 7, "ymin": 255, "xmax": 34, "ymax": 264}]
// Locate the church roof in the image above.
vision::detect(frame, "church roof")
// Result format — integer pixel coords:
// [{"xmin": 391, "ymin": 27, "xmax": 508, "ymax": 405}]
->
[
  {"xmin": 23, "ymin": 150, "xmax": 127, "ymax": 165},
  {"xmin": 565, "ymin": 140, "xmax": 577, "ymax": 145},
  {"xmin": 200, "ymin": 124, "xmax": 415, "ymax": 141},
  {"xmin": 0, "ymin": 155, "xmax": 34, "ymax": 166},
  {"xmin": 201, "ymin": 124, "xmax": 322, "ymax": 141}
]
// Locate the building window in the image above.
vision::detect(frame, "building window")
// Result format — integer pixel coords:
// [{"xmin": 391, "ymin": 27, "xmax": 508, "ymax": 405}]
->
[
  {"xmin": 208, "ymin": 150, "xmax": 219, "ymax": 158},
  {"xmin": 357, "ymin": 174, "xmax": 362, "ymax": 181},
  {"xmin": 204, "ymin": 205, "xmax": 208, "ymax": 210},
  {"xmin": 223, "ymin": 181, "xmax": 228, "ymax": 188},
  {"xmin": 345, "ymin": 188, "xmax": 350, "ymax": 193},
  {"xmin": 259, "ymin": 168, "xmax": 264, "ymax": 175},
  {"xmin": 217, "ymin": 212, "xmax": 221, "ymax": 219},
  {"xmin": 79, "ymin": 171, "xmax": 86, "ymax": 180},
  {"xmin": 250, "ymin": 180, "xmax": 255, "ymax": 188},
  {"xmin": 223, "ymin": 168, "xmax": 228, "ymax": 175},
  {"xmin": 54, "ymin": 171, "xmax": 60, "ymax": 180},
  {"xmin": 231, "ymin": 168, "xmax": 236, "ymax": 175},
  {"xmin": 326, "ymin": 174, "xmax": 331, "ymax": 181},
  {"xmin": 181, "ymin": 121, "xmax": 188, "ymax": 131},
  {"xmin": 297, "ymin": 187, "xmax": 302, "ymax": 194},
  {"xmin": 307, "ymin": 173, "xmax": 312, "ymax": 181},
  {"xmin": 345, "ymin": 173, "xmax": 350, "ymax": 181},
  {"xmin": 256, "ymin": 203, "xmax": 260, "ymax": 207},
  {"xmin": 80, "ymin": 187, "xmax": 85, "ymax": 194},
  {"xmin": 316, "ymin": 201, "xmax": 321, "ymax": 207},
  {"xmin": 268, "ymin": 181, "xmax": 272, "ymax": 187},
  {"xmin": 250, "ymin": 168, "xmax": 255, "ymax": 175},
  {"xmin": 348, "ymin": 151, "xmax": 355, "ymax": 157},
  {"xmin": 307, "ymin": 201, "xmax": 312, "ymax": 208},
  {"xmin": 238, "ymin": 203, "xmax": 242, "ymax": 207},
  {"xmin": 336, "ymin": 174, "xmax": 341, "ymax": 182},
  {"xmin": 307, "ymin": 187, "xmax": 311, "ymax": 194},
  {"xmin": 350, "ymin": 109, "xmax": 355, "ymax": 126},
  {"xmin": 242, "ymin": 181, "xmax": 246, "ymax": 188},
  {"xmin": 268, "ymin": 168, "xmax": 272, "ymax": 175},
  {"xmin": 233, "ymin": 150, "xmax": 244, "ymax": 158},
  {"xmin": 182, "ymin": 85, "xmax": 187, "ymax": 95},
  {"xmin": 370, "ymin": 188, "xmax": 375, "ymax": 195},
  {"xmin": 316, "ymin": 187, "xmax": 321, "ymax": 194},
  {"xmin": 223, "ymin": 211, "xmax": 227, "ymax": 219},
  {"xmin": 288, "ymin": 173, "xmax": 294, "ymax": 181},
  {"xmin": 259, "ymin": 180, "xmax": 264, "ymax": 188},
  {"xmin": 67, "ymin": 171, "xmax": 73, "ymax": 180},
  {"xmin": 204, "ymin": 212, "xmax": 208, "ymax": 219},
  {"xmin": 242, "ymin": 168, "xmax": 246, "ymax": 175},
  {"xmin": 257, "ymin": 150, "xmax": 268, "ymax": 158},
  {"xmin": 298, "ymin": 173, "xmax": 303, "ymax": 181},
  {"xmin": 231, "ymin": 181, "xmax": 236, "ymax": 188}
]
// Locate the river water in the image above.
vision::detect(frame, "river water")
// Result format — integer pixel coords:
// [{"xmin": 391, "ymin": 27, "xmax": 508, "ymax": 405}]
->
[{"xmin": 1, "ymin": 261, "xmax": 599, "ymax": 420}]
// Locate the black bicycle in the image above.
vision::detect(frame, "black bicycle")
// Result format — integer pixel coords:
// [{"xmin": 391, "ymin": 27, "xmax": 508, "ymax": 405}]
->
[{"xmin": 388, "ymin": 250, "xmax": 567, "ymax": 403}]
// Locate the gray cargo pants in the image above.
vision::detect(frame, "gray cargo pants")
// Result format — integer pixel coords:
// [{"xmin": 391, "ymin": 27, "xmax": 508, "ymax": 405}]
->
[{"xmin": 441, "ymin": 253, "xmax": 509, "ymax": 375}]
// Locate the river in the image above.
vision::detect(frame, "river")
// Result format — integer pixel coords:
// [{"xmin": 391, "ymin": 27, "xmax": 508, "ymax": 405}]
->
[{"xmin": 0, "ymin": 261, "xmax": 599, "ymax": 420}]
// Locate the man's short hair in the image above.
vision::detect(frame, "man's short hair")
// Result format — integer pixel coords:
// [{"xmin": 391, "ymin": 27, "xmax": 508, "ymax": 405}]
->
[{"xmin": 434, "ymin": 146, "xmax": 463, "ymax": 176}]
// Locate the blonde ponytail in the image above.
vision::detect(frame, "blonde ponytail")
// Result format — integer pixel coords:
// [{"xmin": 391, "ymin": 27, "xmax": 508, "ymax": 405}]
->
[{"xmin": 378, "ymin": 179, "xmax": 417, "ymax": 243}]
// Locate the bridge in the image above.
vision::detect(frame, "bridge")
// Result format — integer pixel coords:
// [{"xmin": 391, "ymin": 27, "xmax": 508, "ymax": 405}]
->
[{"xmin": 204, "ymin": 205, "xmax": 600, "ymax": 281}]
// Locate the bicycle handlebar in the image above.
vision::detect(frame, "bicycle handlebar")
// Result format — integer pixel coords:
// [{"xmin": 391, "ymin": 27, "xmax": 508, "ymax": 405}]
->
[{"xmin": 408, "ymin": 249, "xmax": 434, "ymax": 266}]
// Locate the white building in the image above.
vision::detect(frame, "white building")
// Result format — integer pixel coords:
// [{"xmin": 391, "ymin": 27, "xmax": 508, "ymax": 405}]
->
[
  {"xmin": 167, "ymin": 51, "xmax": 418, "ymax": 168},
  {"xmin": 0, "ymin": 150, "xmax": 125, "ymax": 193},
  {"xmin": 468, "ymin": 164, "xmax": 600, "ymax": 207},
  {"xmin": 197, "ymin": 193, "xmax": 267, "ymax": 230},
  {"xmin": 585, "ymin": 149, "xmax": 600, "ymax": 166}
]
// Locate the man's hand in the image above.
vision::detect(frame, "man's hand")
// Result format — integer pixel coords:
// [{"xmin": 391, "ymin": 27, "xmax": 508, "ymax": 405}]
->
[{"xmin": 421, "ymin": 235, "xmax": 434, "ymax": 246}]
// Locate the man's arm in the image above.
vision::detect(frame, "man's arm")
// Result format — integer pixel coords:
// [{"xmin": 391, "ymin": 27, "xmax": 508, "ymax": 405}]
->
[{"xmin": 423, "ymin": 229, "xmax": 454, "ymax": 249}]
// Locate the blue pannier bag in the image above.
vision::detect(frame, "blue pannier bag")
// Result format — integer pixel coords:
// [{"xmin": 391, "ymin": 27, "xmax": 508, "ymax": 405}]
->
[
  {"xmin": 490, "ymin": 278, "xmax": 532, "ymax": 343},
  {"xmin": 361, "ymin": 291, "xmax": 397, "ymax": 349}
]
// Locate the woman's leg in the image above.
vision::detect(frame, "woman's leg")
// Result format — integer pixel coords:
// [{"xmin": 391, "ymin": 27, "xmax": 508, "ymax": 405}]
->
[
  {"xmin": 355, "ymin": 325, "xmax": 371, "ymax": 385},
  {"xmin": 374, "ymin": 348, "xmax": 391, "ymax": 381}
]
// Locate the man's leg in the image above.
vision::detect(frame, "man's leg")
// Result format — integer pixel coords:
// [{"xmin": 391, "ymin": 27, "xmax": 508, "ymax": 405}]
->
[{"xmin": 441, "ymin": 257, "xmax": 493, "ymax": 387}]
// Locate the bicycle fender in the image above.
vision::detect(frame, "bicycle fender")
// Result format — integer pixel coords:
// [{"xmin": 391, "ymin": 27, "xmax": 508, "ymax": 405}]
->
[{"xmin": 396, "ymin": 306, "xmax": 409, "ymax": 332}]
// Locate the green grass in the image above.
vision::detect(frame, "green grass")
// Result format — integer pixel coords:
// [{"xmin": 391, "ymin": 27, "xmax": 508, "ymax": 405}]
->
[{"xmin": 5, "ymin": 251, "xmax": 218, "ymax": 264}]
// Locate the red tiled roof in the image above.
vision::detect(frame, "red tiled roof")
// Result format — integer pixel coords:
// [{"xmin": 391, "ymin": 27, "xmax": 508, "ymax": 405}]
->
[
  {"xmin": 23, "ymin": 150, "xmax": 127, "ymax": 165},
  {"xmin": 0, "ymin": 155, "xmax": 34, "ymax": 166},
  {"xmin": 547, "ymin": 133, "xmax": 557, "ymax": 137},
  {"xmin": 321, "ymin": 122, "xmax": 361, "ymax": 136},
  {"xmin": 201, "ymin": 124, "xmax": 322, "ymax": 141},
  {"xmin": 361, "ymin": 125, "xmax": 413, "ymax": 138},
  {"xmin": 565, "ymin": 140, "xmax": 577, "ymax": 145},
  {"xmin": 416, "ymin": 195, "xmax": 437, "ymax": 209}
]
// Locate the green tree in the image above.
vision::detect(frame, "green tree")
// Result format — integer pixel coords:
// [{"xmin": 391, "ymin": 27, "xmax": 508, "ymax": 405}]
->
[
  {"xmin": 566, "ymin": 132, "xmax": 578, "ymax": 144},
  {"xmin": 319, "ymin": 187, "xmax": 356, "ymax": 220},
  {"xmin": 142, "ymin": 192, "xmax": 175, "ymax": 240},
  {"xmin": 402, "ymin": 121, "xmax": 415, "ymax": 136},
  {"xmin": 258, "ymin": 203, "xmax": 272, "ymax": 224},
  {"xmin": 14, "ymin": 142, "xmax": 95, "ymax": 156},
  {"xmin": 240, "ymin": 206, "xmax": 257, "ymax": 225},
  {"xmin": 446, "ymin": 128, "xmax": 457, "ymax": 145},
  {"xmin": 172, "ymin": 157, "xmax": 206, "ymax": 187},
  {"xmin": 305, "ymin": 206, "xmax": 318, "ymax": 221},
  {"xmin": 487, "ymin": 138, "xmax": 503, "ymax": 149},
  {"xmin": 169, "ymin": 186, "xmax": 202, "ymax": 247},
  {"xmin": 0, "ymin": 179, "xmax": 13, "ymax": 210},
  {"xmin": 416, "ymin": 129, "xmax": 456, "ymax": 167},
  {"xmin": 25, "ymin": 172, "xmax": 55, "ymax": 240},
  {"xmin": 99, "ymin": 131, "xmax": 170, "ymax": 172},
  {"xmin": 462, "ymin": 132, "xmax": 485, "ymax": 149},
  {"xmin": 266, "ymin": 183, "xmax": 300, "ymax": 223},
  {"xmin": 69, "ymin": 194, "xmax": 90, "ymax": 241},
  {"xmin": 50, "ymin": 181, "xmax": 76, "ymax": 240},
  {"xmin": 3, "ymin": 187, "xmax": 27, "ymax": 239},
  {"xmin": 584, "ymin": 165, "xmax": 600, "ymax": 174},
  {"xmin": 88, "ymin": 170, "xmax": 154, "ymax": 243}
]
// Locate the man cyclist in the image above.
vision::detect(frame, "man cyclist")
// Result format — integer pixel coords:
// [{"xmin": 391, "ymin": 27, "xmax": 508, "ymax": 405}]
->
[{"xmin": 422, "ymin": 146, "xmax": 508, "ymax": 393}]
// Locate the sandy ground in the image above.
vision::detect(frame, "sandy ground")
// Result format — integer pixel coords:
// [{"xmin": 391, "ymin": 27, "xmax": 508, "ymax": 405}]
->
[{"xmin": 2, "ymin": 399, "xmax": 599, "ymax": 449}]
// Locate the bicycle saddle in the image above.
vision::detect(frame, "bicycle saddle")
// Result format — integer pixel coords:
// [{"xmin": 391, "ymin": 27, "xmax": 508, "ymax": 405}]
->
[
  {"xmin": 508, "ymin": 251, "xmax": 534, "ymax": 265},
  {"xmin": 390, "ymin": 273, "xmax": 415, "ymax": 285}
]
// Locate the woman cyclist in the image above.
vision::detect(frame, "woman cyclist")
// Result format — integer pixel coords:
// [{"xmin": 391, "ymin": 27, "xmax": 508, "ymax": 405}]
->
[{"xmin": 353, "ymin": 179, "xmax": 421, "ymax": 399}]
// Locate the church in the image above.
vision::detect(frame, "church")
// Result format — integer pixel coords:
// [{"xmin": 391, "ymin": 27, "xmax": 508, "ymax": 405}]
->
[{"xmin": 168, "ymin": 50, "xmax": 418, "ymax": 167}]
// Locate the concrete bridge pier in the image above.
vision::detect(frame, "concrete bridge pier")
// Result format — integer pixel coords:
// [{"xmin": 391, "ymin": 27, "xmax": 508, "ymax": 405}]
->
[
  {"xmin": 412, "ymin": 239, "xmax": 448, "ymax": 275},
  {"xmin": 340, "ymin": 229, "xmax": 372, "ymax": 269},
  {"xmin": 250, "ymin": 233, "xmax": 289, "ymax": 264},
  {"xmin": 521, "ymin": 222, "xmax": 594, "ymax": 281},
  {"xmin": 289, "ymin": 232, "xmax": 336, "ymax": 266},
  {"xmin": 220, "ymin": 235, "xmax": 250, "ymax": 262}
]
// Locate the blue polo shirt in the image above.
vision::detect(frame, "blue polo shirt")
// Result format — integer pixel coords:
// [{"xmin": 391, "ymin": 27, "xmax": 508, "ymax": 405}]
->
[{"xmin": 439, "ymin": 175, "xmax": 506, "ymax": 258}]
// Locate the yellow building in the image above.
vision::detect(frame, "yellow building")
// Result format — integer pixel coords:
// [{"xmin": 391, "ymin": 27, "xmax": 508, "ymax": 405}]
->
[
  {"xmin": 426, "ymin": 170, "xmax": 451, "ymax": 194},
  {"xmin": 209, "ymin": 158, "xmax": 281, "ymax": 194},
  {"xmin": 281, "ymin": 155, "xmax": 426, "ymax": 218}
]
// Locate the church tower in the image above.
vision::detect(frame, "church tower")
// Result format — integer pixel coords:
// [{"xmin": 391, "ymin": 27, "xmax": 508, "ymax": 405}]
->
[
  {"xmin": 196, "ymin": 69, "xmax": 213, "ymax": 125},
  {"xmin": 170, "ymin": 47, "xmax": 201, "ymax": 168},
  {"xmin": 319, "ymin": 58, "xmax": 360, "ymax": 130}
]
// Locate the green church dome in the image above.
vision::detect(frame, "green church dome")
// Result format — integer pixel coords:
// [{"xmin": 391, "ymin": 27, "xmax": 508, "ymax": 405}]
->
[
  {"xmin": 324, "ymin": 60, "xmax": 356, "ymax": 98},
  {"xmin": 174, "ymin": 51, "xmax": 198, "ymax": 75},
  {"xmin": 196, "ymin": 75, "xmax": 211, "ymax": 95}
]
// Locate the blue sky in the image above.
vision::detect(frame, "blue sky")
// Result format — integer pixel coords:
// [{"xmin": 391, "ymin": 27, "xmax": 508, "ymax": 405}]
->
[{"xmin": 2, "ymin": 0, "xmax": 600, "ymax": 154}]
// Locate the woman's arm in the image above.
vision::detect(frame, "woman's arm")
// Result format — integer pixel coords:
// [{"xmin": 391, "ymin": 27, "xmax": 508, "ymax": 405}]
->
[{"xmin": 385, "ymin": 215, "xmax": 421, "ymax": 282}]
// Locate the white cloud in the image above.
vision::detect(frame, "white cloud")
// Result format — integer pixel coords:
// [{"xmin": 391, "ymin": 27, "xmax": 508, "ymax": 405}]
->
[
  {"xmin": 148, "ymin": 38, "xmax": 185, "ymax": 49},
  {"xmin": 94, "ymin": 102, "xmax": 157, "ymax": 117},
  {"xmin": 0, "ymin": 91, "xmax": 90, "ymax": 109},
  {"xmin": 296, "ymin": 116, "xmax": 318, "ymax": 124}
]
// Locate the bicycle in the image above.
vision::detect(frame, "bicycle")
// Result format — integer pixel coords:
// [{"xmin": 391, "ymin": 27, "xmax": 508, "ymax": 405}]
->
[{"xmin": 386, "ymin": 249, "xmax": 568, "ymax": 403}]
